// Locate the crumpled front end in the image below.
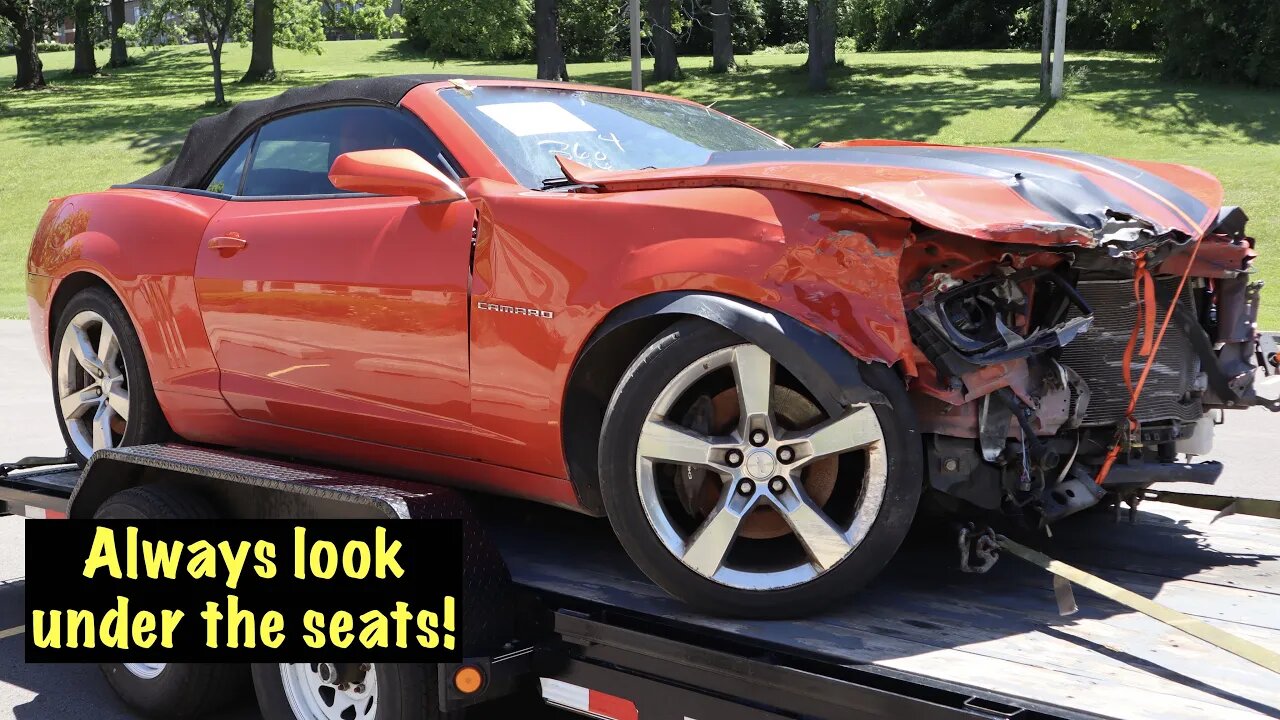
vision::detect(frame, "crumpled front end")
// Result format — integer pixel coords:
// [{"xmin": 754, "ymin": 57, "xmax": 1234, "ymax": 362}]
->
[
  {"xmin": 905, "ymin": 207, "xmax": 1274, "ymax": 527},
  {"xmin": 561, "ymin": 141, "xmax": 1272, "ymax": 528}
]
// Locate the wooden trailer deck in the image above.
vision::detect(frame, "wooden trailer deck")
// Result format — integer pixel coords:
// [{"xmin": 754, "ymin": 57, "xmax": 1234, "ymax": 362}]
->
[{"xmin": 491, "ymin": 499, "xmax": 1280, "ymax": 720}]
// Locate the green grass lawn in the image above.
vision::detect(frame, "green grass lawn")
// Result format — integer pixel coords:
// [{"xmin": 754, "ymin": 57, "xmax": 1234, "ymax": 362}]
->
[{"xmin": 2, "ymin": 41, "xmax": 1278, "ymax": 326}]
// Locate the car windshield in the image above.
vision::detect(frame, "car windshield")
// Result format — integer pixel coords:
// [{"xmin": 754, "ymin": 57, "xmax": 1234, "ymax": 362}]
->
[{"xmin": 441, "ymin": 86, "xmax": 789, "ymax": 188}]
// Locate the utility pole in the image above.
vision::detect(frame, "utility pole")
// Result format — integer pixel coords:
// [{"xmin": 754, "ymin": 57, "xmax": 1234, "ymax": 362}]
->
[
  {"xmin": 1050, "ymin": 0, "xmax": 1067, "ymax": 98},
  {"xmin": 630, "ymin": 0, "xmax": 642, "ymax": 90},
  {"xmin": 1039, "ymin": 0, "xmax": 1053, "ymax": 95}
]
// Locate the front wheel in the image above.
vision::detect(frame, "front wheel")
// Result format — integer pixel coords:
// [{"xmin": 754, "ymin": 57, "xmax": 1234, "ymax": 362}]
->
[
  {"xmin": 252, "ymin": 663, "xmax": 441, "ymax": 720},
  {"xmin": 598, "ymin": 320, "xmax": 922, "ymax": 618}
]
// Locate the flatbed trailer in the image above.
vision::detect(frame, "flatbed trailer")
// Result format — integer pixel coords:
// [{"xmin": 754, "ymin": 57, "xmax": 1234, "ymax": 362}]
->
[{"xmin": 3, "ymin": 446, "xmax": 1279, "ymax": 720}]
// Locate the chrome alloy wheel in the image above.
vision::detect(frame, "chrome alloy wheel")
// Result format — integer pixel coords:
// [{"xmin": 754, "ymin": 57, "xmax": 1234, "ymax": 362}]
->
[
  {"xmin": 635, "ymin": 344, "xmax": 888, "ymax": 591},
  {"xmin": 280, "ymin": 663, "xmax": 379, "ymax": 720},
  {"xmin": 56, "ymin": 310, "xmax": 130, "ymax": 459}
]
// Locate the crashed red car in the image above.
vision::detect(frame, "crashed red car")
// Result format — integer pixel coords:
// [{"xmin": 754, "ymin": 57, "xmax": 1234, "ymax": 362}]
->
[{"xmin": 26, "ymin": 76, "xmax": 1276, "ymax": 616}]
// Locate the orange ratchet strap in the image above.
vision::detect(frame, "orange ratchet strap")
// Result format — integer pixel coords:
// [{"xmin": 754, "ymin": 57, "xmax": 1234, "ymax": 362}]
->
[{"xmin": 1095, "ymin": 235, "xmax": 1205, "ymax": 485}]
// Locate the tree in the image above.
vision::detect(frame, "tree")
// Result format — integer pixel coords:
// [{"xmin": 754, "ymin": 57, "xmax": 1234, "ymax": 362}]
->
[
  {"xmin": 71, "ymin": 0, "xmax": 97, "ymax": 75},
  {"xmin": 1162, "ymin": 0, "xmax": 1280, "ymax": 87},
  {"xmin": 761, "ymin": 0, "xmax": 805, "ymax": 45},
  {"xmin": 138, "ymin": 0, "xmax": 250, "ymax": 104},
  {"xmin": 320, "ymin": 0, "xmax": 401, "ymax": 40},
  {"xmin": 402, "ymin": 0, "xmax": 532, "ymax": 59},
  {"xmin": 107, "ymin": 0, "xmax": 129, "ymax": 67},
  {"xmin": 535, "ymin": 0, "xmax": 568, "ymax": 80},
  {"xmin": 559, "ymin": 0, "xmax": 623, "ymax": 61},
  {"xmin": 0, "ymin": 0, "xmax": 45, "ymax": 88},
  {"xmin": 805, "ymin": 0, "xmax": 834, "ymax": 90},
  {"xmin": 681, "ymin": 0, "xmax": 764, "ymax": 57},
  {"xmin": 242, "ymin": 0, "xmax": 274, "ymax": 81},
  {"xmin": 242, "ymin": 0, "xmax": 323, "ymax": 83},
  {"xmin": 646, "ymin": 0, "xmax": 680, "ymax": 81},
  {"xmin": 710, "ymin": 0, "xmax": 734, "ymax": 72}
]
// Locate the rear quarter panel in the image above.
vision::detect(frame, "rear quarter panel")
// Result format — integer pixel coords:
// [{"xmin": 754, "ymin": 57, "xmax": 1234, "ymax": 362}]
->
[
  {"xmin": 27, "ymin": 188, "xmax": 227, "ymax": 400},
  {"xmin": 465, "ymin": 181, "xmax": 915, "ymax": 478}
]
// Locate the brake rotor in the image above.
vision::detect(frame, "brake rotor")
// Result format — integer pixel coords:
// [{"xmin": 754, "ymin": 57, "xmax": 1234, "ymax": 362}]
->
[{"xmin": 677, "ymin": 386, "xmax": 839, "ymax": 540}]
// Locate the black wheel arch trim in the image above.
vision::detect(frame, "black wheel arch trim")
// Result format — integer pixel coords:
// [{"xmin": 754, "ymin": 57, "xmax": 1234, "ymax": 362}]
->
[{"xmin": 564, "ymin": 291, "xmax": 902, "ymax": 514}]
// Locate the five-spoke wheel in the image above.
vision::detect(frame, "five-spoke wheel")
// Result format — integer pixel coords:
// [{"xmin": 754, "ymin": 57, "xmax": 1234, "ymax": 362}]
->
[
  {"xmin": 52, "ymin": 286, "xmax": 168, "ymax": 465},
  {"xmin": 635, "ymin": 344, "xmax": 888, "ymax": 589},
  {"xmin": 599, "ymin": 320, "xmax": 920, "ymax": 617},
  {"xmin": 56, "ymin": 309, "xmax": 130, "ymax": 457}
]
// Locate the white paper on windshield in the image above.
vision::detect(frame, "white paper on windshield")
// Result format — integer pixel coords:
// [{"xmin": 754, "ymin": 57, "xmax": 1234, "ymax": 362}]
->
[{"xmin": 478, "ymin": 102, "xmax": 595, "ymax": 137}]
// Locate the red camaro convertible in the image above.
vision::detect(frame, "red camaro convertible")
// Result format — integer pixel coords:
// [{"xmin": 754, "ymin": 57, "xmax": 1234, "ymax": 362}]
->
[{"xmin": 27, "ymin": 75, "xmax": 1275, "ymax": 617}]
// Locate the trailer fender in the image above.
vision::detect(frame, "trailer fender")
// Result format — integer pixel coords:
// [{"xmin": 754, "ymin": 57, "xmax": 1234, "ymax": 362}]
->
[{"xmin": 68, "ymin": 444, "xmax": 515, "ymax": 654}]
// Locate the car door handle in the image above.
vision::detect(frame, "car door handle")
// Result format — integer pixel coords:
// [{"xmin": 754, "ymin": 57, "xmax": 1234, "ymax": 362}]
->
[{"xmin": 208, "ymin": 235, "xmax": 247, "ymax": 253}]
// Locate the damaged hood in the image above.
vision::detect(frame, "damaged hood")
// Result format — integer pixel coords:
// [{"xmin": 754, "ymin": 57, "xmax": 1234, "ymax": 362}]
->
[{"xmin": 560, "ymin": 140, "xmax": 1224, "ymax": 248}]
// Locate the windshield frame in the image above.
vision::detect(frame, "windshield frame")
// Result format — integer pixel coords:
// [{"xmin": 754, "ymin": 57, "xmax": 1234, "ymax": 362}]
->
[{"xmin": 435, "ymin": 85, "xmax": 790, "ymax": 190}]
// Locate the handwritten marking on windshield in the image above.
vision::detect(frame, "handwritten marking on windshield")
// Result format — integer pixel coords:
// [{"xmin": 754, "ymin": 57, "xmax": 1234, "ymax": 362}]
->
[
  {"xmin": 598, "ymin": 132, "xmax": 624, "ymax": 154},
  {"xmin": 537, "ymin": 137, "xmax": 625, "ymax": 171}
]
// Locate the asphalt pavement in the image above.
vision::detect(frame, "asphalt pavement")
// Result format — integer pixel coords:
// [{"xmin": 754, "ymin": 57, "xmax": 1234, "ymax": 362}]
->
[{"xmin": 1, "ymin": 318, "xmax": 1279, "ymax": 718}]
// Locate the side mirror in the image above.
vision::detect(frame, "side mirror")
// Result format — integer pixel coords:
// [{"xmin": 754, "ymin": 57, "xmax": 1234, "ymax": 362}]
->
[{"xmin": 328, "ymin": 148, "xmax": 466, "ymax": 204}]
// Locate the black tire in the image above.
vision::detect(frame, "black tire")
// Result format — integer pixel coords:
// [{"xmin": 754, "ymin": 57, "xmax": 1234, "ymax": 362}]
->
[
  {"xmin": 252, "ymin": 663, "xmax": 441, "ymax": 720},
  {"xmin": 94, "ymin": 484, "xmax": 219, "ymax": 520},
  {"xmin": 95, "ymin": 485, "xmax": 248, "ymax": 719},
  {"xmin": 598, "ymin": 320, "xmax": 923, "ymax": 618},
  {"xmin": 52, "ymin": 286, "xmax": 168, "ymax": 466}
]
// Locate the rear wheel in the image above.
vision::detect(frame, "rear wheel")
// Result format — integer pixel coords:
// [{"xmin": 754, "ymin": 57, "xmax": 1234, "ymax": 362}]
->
[
  {"xmin": 52, "ymin": 286, "xmax": 167, "ymax": 465},
  {"xmin": 598, "ymin": 321, "xmax": 921, "ymax": 617},
  {"xmin": 95, "ymin": 485, "xmax": 248, "ymax": 719}
]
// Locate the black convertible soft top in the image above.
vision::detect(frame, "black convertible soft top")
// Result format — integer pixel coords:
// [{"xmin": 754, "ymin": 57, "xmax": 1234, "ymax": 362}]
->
[{"xmin": 133, "ymin": 74, "xmax": 512, "ymax": 190}]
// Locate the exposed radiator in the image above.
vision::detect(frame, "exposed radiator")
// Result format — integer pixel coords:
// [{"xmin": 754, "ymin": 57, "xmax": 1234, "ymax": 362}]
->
[{"xmin": 1059, "ymin": 278, "xmax": 1203, "ymax": 426}]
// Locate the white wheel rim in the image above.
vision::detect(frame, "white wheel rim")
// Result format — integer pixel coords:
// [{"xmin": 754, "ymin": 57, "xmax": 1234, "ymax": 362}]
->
[
  {"xmin": 56, "ymin": 310, "xmax": 130, "ymax": 459},
  {"xmin": 280, "ymin": 663, "xmax": 379, "ymax": 720},
  {"xmin": 123, "ymin": 662, "xmax": 166, "ymax": 680},
  {"xmin": 635, "ymin": 344, "xmax": 889, "ymax": 591}
]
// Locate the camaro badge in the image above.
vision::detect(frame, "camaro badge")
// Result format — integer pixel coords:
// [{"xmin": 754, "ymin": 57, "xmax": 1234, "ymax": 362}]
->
[{"xmin": 476, "ymin": 301, "xmax": 554, "ymax": 319}]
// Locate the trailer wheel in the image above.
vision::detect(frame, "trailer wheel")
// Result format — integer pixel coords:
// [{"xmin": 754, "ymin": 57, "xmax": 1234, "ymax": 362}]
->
[
  {"xmin": 95, "ymin": 485, "xmax": 249, "ymax": 718},
  {"xmin": 598, "ymin": 320, "xmax": 921, "ymax": 618},
  {"xmin": 252, "ymin": 663, "xmax": 442, "ymax": 720}
]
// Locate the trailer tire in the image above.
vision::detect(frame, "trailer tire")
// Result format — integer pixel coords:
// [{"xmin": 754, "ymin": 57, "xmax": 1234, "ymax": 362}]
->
[
  {"xmin": 96, "ymin": 485, "xmax": 248, "ymax": 719},
  {"xmin": 93, "ymin": 484, "xmax": 219, "ymax": 520},
  {"xmin": 253, "ymin": 663, "xmax": 441, "ymax": 720}
]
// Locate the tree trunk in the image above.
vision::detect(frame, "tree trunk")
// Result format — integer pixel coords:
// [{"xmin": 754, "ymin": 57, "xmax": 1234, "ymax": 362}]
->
[
  {"xmin": 210, "ymin": 43, "xmax": 226, "ymax": 104},
  {"xmin": 647, "ymin": 0, "xmax": 681, "ymax": 82},
  {"xmin": 806, "ymin": 0, "xmax": 834, "ymax": 91},
  {"xmin": 806, "ymin": 0, "xmax": 824, "ymax": 90},
  {"xmin": 107, "ymin": 0, "xmax": 128, "ymax": 67},
  {"xmin": 71, "ymin": 0, "xmax": 97, "ymax": 76},
  {"xmin": 9, "ymin": 12, "xmax": 46, "ymax": 89},
  {"xmin": 535, "ymin": 0, "xmax": 568, "ymax": 81},
  {"xmin": 241, "ymin": 0, "xmax": 276, "ymax": 83},
  {"xmin": 710, "ymin": 0, "xmax": 734, "ymax": 73},
  {"xmin": 822, "ymin": 1, "xmax": 835, "ymax": 66}
]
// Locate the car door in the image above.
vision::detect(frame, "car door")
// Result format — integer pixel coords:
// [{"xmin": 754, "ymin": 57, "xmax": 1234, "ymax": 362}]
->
[{"xmin": 193, "ymin": 104, "xmax": 480, "ymax": 456}]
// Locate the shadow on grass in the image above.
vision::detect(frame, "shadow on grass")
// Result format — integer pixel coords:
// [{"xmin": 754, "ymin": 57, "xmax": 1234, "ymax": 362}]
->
[
  {"xmin": 1012, "ymin": 99, "xmax": 1057, "ymax": 142},
  {"xmin": 2, "ymin": 46, "xmax": 1278, "ymax": 171},
  {"xmin": 369, "ymin": 41, "xmax": 431, "ymax": 63}
]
